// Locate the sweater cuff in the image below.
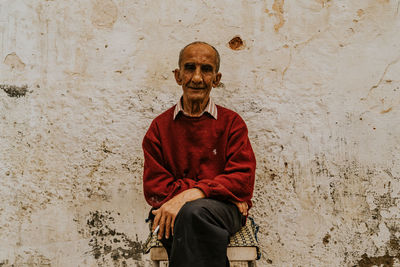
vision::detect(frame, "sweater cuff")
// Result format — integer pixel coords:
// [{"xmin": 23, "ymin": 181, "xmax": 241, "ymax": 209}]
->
[{"xmin": 194, "ymin": 183, "xmax": 211, "ymax": 198}]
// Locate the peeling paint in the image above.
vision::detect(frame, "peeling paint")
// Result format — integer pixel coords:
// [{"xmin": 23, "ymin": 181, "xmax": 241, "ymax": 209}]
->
[
  {"xmin": 83, "ymin": 211, "xmax": 143, "ymax": 264},
  {"xmin": 91, "ymin": 0, "xmax": 118, "ymax": 29},
  {"xmin": 0, "ymin": 251, "xmax": 51, "ymax": 266},
  {"xmin": 4, "ymin": 52, "xmax": 26, "ymax": 71},
  {"xmin": 322, "ymin": 233, "xmax": 331, "ymax": 245},
  {"xmin": 357, "ymin": 9, "xmax": 365, "ymax": 17},
  {"xmin": 228, "ymin": 36, "xmax": 245, "ymax": 50},
  {"xmin": 0, "ymin": 84, "xmax": 29, "ymax": 97},
  {"xmin": 380, "ymin": 107, "xmax": 393, "ymax": 114},
  {"xmin": 272, "ymin": 0, "xmax": 285, "ymax": 32},
  {"xmin": 315, "ymin": 0, "xmax": 331, "ymax": 8},
  {"xmin": 357, "ymin": 252, "xmax": 399, "ymax": 267}
]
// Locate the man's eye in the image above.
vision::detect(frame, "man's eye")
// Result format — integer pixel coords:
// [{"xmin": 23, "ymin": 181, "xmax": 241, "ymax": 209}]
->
[
  {"xmin": 184, "ymin": 64, "xmax": 195, "ymax": 70},
  {"xmin": 202, "ymin": 66, "xmax": 213, "ymax": 72}
]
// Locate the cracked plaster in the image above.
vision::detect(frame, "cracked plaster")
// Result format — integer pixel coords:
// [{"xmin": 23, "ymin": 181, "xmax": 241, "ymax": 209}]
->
[{"xmin": 0, "ymin": 0, "xmax": 400, "ymax": 266}]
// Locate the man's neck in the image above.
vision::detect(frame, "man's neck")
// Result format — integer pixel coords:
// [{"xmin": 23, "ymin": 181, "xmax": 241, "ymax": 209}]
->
[{"xmin": 182, "ymin": 97, "xmax": 209, "ymax": 117}]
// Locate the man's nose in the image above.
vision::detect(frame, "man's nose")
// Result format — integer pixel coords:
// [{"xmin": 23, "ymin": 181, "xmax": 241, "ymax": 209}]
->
[{"xmin": 191, "ymin": 67, "xmax": 203, "ymax": 84}]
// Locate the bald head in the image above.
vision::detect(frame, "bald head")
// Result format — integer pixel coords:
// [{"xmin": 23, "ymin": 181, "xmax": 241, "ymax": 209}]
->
[{"xmin": 178, "ymin": 41, "xmax": 220, "ymax": 72}]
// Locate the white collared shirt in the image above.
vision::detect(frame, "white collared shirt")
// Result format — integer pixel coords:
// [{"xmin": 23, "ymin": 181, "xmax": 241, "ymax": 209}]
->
[{"xmin": 173, "ymin": 97, "xmax": 218, "ymax": 120}]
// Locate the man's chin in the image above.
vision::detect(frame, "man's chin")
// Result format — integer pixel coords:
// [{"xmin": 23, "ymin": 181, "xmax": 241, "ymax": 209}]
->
[{"xmin": 184, "ymin": 90, "xmax": 207, "ymax": 99}]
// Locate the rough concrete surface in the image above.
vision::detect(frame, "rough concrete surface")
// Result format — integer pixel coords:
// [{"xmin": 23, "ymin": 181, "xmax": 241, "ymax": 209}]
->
[{"xmin": 0, "ymin": 0, "xmax": 399, "ymax": 266}]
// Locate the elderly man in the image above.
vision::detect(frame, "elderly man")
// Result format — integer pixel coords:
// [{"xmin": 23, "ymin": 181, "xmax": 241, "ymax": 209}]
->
[{"xmin": 142, "ymin": 41, "xmax": 256, "ymax": 267}]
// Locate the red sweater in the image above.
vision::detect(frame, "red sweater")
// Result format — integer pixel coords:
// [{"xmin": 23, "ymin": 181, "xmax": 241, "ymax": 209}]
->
[{"xmin": 142, "ymin": 105, "xmax": 256, "ymax": 209}]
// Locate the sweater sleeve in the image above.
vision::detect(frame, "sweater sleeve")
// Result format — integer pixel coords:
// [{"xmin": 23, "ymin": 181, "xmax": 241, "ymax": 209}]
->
[
  {"xmin": 142, "ymin": 120, "xmax": 198, "ymax": 208},
  {"xmin": 194, "ymin": 115, "xmax": 256, "ymax": 208}
]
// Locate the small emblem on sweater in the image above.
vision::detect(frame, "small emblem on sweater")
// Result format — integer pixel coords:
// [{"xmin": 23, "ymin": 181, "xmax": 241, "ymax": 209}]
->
[{"xmin": 213, "ymin": 149, "xmax": 217, "ymax": 155}]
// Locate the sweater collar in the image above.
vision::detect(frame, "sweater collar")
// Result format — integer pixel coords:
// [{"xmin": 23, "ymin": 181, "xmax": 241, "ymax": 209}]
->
[{"xmin": 173, "ymin": 97, "xmax": 218, "ymax": 120}]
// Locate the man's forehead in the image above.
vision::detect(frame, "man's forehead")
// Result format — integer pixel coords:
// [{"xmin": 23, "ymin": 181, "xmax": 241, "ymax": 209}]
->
[{"xmin": 181, "ymin": 44, "xmax": 217, "ymax": 62}]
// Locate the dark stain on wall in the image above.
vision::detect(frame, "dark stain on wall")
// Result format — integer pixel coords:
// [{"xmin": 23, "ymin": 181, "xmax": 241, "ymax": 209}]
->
[
  {"xmin": 228, "ymin": 36, "xmax": 245, "ymax": 50},
  {"xmin": 0, "ymin": 251, "xmax": 51, "ymax": 266},
  {"xmin": 356, "ymin": 252, "xmax": 399, "ymax": 267},
  {"xmin": 322, "ymin": 233, "xmax": 331, "ymax": 245},
  {"xmin": 0, "ymin": 84, "xmax": 29, "ymax": 97},
  {"xmin": 85, "ymin": 210, "xmax": 143, "ymax": 263},
  {"xmin": 388, "ymin": 234, "xmax": 400, "ymax": 255}
]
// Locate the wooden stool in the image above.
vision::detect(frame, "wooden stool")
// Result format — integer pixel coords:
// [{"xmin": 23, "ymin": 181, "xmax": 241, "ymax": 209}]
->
[
  {"xmin": 150, "ymin": 246, "xmax": 257, "ymax": 267},
  {"xmin": 144, "ymin": 218, "xmax": 260, "ymax": 267}
]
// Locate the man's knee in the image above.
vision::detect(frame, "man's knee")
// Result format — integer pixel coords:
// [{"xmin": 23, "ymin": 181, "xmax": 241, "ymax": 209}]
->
[
  {"xmin": 176, "ymin": 199, "xmax": 211, "ymax": 224},
  {"xmin": 175, "ymin": 198, "xmax": 240, "ymax": 233}
]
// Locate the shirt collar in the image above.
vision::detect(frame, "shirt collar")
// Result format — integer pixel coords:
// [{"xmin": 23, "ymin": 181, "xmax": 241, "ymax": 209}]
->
[{"xmin": 173, "ymin": 97, "xmax": 218, "ymax": 120}]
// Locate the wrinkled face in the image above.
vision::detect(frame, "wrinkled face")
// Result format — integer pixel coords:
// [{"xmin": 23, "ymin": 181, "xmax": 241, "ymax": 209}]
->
[{"xmin": 174, "ymin": 43, "xmax": 221, "ymax": 105}]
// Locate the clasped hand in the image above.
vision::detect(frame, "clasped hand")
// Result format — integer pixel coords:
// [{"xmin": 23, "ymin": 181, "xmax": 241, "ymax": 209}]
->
[
  {"xmin": 152, "ymin": 189, "xmax": 248, "ymax": 240},
  {"xmin": 152, "ymin": 188, "xmax": 204, "ymax": 240}
]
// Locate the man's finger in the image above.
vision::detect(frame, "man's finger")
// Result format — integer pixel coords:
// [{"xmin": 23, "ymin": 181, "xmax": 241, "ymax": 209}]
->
[
  {"xmin": 171, "ymin": 214, "xmax": 177, "ymax": 236},
  {"xmin": 152, "ymin": 210, "xmax": 160, "ymax": 232},
  {"xmin": 158, "ymin": 214, "xmax": 166, "ymax": 240},
  {"xmin": 235, "ymin": 202, "xmax": 248, "ymax": 216},
  {"xmin": 165, "ymin": 216, "xmax": 172, "ymax": 239},
  {"xmin": 237, "ymin": 202, "xmax": 244, "ymax": 214},
  {"xmin": 243, "ymin": 202, "xmax": 248, "ymax": 216}
]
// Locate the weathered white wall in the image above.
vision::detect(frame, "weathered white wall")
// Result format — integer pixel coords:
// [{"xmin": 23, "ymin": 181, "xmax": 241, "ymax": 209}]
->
[{"xmin": 1, "ymin": 0, "xmax": 400, "ymax": 266}]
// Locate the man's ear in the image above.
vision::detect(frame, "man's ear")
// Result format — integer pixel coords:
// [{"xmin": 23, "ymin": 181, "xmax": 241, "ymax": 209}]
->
[
  {"xmin": 174, "ymin": 69, "xmax": 182, "ymax": 85},
  {"xmin": 213, "ymin": 72, "xmax": 222, "ymax": 87}
]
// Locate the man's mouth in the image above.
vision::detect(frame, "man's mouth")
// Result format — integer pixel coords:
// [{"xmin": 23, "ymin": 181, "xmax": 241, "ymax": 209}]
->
[{"xmin": 188, "ymin": 87, "xmax": 205, "ymax": 90}]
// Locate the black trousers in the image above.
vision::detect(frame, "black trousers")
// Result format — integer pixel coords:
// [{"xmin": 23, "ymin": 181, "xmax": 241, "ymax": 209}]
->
[{"xmin": 160, "ymin": 198, "xmax": 243, "ymax": 267}]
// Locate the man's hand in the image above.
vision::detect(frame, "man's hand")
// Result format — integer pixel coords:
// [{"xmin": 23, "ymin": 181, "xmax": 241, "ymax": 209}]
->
[
  {"xmin": 152, "ymin": 188, "xmax": 205, "ymax": 240},
  {"xmin": 232, "ymin": 201, "xmax": 248, "ymax": 216}
]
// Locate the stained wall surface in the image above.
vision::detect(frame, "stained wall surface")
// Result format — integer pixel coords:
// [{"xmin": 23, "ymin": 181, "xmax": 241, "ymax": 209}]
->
[{"xmin": 1, "ymin": 0, "xmax": 400, "ymax": 266}]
